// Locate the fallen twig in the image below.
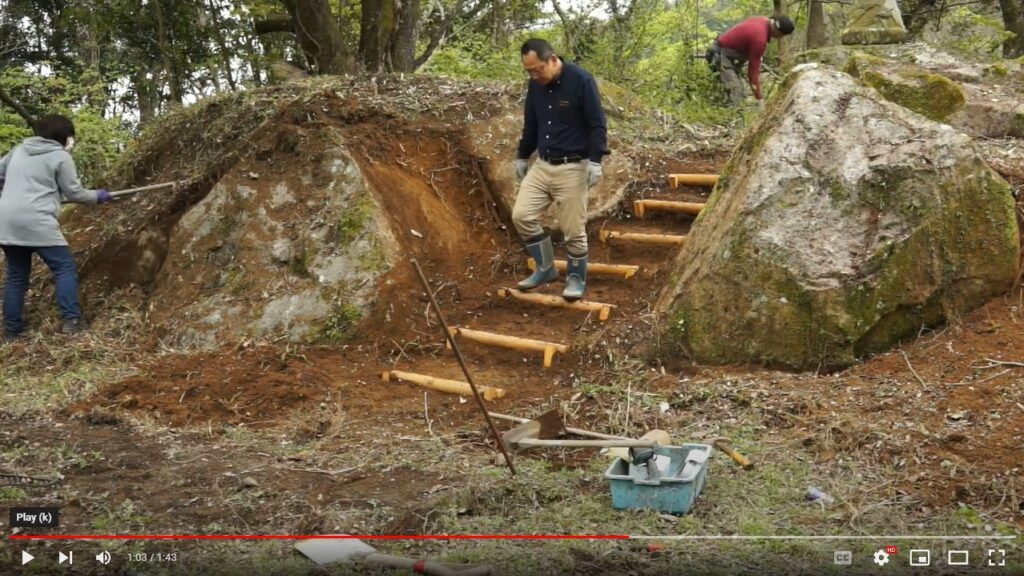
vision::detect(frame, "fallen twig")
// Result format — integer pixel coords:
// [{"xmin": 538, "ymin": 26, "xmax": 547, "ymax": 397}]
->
[
  {"xmin": 902, "ymin": 351, "xmax": 927, "ymax": 387},
  {"xmin": 979, "ymin": 358, "xmax": 1024, "ymax": 369}
]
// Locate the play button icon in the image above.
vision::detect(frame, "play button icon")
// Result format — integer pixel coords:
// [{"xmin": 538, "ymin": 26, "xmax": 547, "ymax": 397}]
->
[{"xmin": 21, "ymin": 551, "xmax": 34, "ymax": 565}]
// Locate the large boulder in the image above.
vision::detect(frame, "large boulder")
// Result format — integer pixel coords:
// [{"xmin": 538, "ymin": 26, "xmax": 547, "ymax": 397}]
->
[
  {"xmin": 841, "ymin": 0, "xmax": 907, "ymax": 45},
  {"xmin": 843, "ymin": 53, "xmax": 965, "ymax": 121},
  {"xmin": 798, "ymin": 45, "xmax": 1024, "ymax": 139},
  {"xmin": 147, "ymin": 129, "xmax": 398, "ymax": 347},
  {"xmin": 655, "ymin": 65, "xmax": 1019, "ymax": 370}
]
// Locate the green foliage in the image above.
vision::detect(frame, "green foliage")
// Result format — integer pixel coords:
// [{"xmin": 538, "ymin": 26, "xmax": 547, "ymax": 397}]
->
[
  {"xmin": 940, "ymin": 7, "xmax": 1013, "ymax": 60},
  {"xmin": 422, "ymin": 1, "xmax": 766, "ymax": 124},
  {"xmin": 421, "ymin": 31, "xmax": 528, "ymax": 81},
  {"xmin": 0, "ymin": 68, "xmax": 130, "ymax": 186},
  {"xmin": 317, "ymin": 303, "xmax": 362, "ymax": 343}
]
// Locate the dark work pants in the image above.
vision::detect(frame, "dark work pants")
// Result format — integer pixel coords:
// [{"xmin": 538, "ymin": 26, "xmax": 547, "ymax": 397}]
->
[{"xmin": 2, "ymin": 245, "xmax": 82, "ymax": 335}]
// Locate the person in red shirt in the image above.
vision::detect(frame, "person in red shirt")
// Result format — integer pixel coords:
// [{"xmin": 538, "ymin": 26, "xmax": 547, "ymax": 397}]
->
[{"xmin": 708, "ymin": 15, "xmax": 794, "ymax": 106}]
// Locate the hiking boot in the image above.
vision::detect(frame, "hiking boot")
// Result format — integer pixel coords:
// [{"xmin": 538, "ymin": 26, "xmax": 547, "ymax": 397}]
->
[
  {"xmin": 518, "ymin": 234, "xmax": 558, "ymax": 291},
  {"xmin": 562, "ymin": 252, "xmax": 588, "ymax": 302},
  {"xmin": 60, "ymin": 318, "xmax": 89, "ymax": 335}
]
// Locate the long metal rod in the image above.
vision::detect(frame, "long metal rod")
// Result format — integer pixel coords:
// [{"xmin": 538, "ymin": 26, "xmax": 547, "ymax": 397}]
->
[
  {"xmin": 487, "ymin": 412, "xmax": 629, "ymax": 441},
  {"xmin": 110, "ymin": 180, "xmax": 181, "ymax": 198},
  {"xmin": 411, "ymin": 258, "xmax": 516, "ymax": 475}
]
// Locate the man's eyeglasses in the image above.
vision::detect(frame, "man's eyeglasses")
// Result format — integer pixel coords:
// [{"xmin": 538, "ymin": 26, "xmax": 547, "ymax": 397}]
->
[{"xmin": 524, "ymin": 62, "xmax": 549, "ymax": 78}]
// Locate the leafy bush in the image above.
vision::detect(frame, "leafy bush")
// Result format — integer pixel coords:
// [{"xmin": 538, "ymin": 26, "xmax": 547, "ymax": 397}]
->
[{"xmin": 0, "ymin": 68, "xmax": 130, "ymax": 187}]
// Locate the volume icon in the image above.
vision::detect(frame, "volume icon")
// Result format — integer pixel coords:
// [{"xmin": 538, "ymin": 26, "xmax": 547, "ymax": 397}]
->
[{"xmin": 96, "ymin": 550, "xmax": 111, "ymax": 565}]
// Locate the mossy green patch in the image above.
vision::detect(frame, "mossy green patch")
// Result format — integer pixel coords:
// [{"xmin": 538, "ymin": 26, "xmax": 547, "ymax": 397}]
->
[
  {"xmin": 843, "ymin": 54, "xmax": 965, "ymax": 121},
  {"xmin": 315, "ymin": 302, "xmax": 362, "ymax": 343},
  {"xmin": 338, "ymin": 192, "xmax": 375, "ymax": 246}
]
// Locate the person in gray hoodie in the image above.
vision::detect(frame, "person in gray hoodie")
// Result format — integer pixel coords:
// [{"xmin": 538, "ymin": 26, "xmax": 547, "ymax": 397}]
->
[{"xmin": 0, "ymin": 114, "xmax": 111, "ymax": 341}]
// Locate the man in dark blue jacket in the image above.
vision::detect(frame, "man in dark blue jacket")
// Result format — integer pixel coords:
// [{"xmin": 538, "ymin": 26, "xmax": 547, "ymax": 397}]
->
[{"xmin": 513, "ymin": 38, "xmax": 607, "ymax": 302}]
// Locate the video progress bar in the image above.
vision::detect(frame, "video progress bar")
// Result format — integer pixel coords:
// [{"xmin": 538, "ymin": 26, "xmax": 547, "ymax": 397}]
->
[
  {"xmin": 629, "ymin": 535, "xmax": 1018, "ymax": 541},
  {"xmin": 8, "ymin": 534, "xmax": 1017, "ymax": 541}
]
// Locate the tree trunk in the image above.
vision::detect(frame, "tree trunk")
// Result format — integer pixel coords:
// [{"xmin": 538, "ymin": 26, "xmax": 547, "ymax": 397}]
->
[
  {"xmin": 208, "ymin": 0, "xmax": 238, "ymax": 91},
  {"xmin": 773, "ymin": 0, "xmax": 789, "ymax": 60},
  {"xmin": 360, "ymin": 0, "xmax": 397, "ymax": 72},
  {"xmin": 550, "ymin": 0, "xmax": 575, "ymax": 57},
  {"xmin": 134, "ymin": 69, "xmax": 160, "ymax": 125},
  {"xmin": 0, "ymin": 85, "xmax": 35, "ymax": 127},
  {"xmin": 279, "ymin": 0, "xmax": 352, "ymax": 74},
  {"xmin": 806, "ymin": 0, "xmax": 828, "ymax": 49},
  {"xmin": 390, "ymin": 0, "xmax": 421, "ymax": 72},
  {"xmin": 1000, "ymin": 0, "xmax": 1024, "ymax": 58},
  {"xmin": 152, "ymin": 0, "xmax": 184, "ymax": 105}
]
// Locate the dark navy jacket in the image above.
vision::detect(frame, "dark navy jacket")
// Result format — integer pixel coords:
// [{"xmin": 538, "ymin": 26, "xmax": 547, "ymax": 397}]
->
[{"xmin": 516, "ymin": 61, "xmax": 608, "ymax": 164}]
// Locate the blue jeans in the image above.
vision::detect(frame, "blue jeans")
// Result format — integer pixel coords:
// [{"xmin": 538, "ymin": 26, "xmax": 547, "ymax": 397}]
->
[{"xmin": 2, "ymin": 245, "xmax": 82, "ymax": 335}]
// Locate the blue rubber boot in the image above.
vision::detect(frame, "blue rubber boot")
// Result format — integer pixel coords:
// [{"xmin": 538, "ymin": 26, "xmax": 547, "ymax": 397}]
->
[
  {"xmin": 518, "ymin": 234, "xmax": 558, "ymax": 290},
  {"xmin": 562, "ymin": 252, "xmax": 587, "ymax": 302}
]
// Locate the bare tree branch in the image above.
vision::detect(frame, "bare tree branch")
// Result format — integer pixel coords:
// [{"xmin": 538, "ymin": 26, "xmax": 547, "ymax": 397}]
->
[
  {"xmin": 0, "ymin": 85, "xmax": 35, "ymax": 127},
  {"xmin": 254, "ymin": 15, "xmax": 294, "ymax": 35}
]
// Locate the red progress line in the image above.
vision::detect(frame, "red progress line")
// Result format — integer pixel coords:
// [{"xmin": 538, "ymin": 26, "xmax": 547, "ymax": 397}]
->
[{"xmin": 9, "ymin": 534, "xmax": 630, "ymax": 541}]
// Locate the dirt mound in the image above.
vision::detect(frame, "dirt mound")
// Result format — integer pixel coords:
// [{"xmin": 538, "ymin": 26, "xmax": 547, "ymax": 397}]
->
[
  {"xmin": 75, "ymin": 346, "xmax": 337, "ymax": 427},
  {"xmin": 64, "ymin": 77, "xmax": 525, "ymax": 347}
]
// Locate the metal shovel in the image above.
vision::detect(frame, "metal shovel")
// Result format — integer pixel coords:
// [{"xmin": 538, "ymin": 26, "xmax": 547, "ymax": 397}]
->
[{"xmin": 295, "ymin": 537, "xmax": 492, "ymax": 575}]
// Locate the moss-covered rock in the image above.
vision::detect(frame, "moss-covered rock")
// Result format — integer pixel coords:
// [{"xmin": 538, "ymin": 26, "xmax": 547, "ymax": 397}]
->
[
  {"xmin": 654, "ymin": 64, "xmax": 1019, "ymax": 371},
  {"xmin": 843, "ymin": 54, "xmax": 965, "ymax": 121},
  {"xmin": 841, "ymin": 0, "xmax": 907, "ymax": 45}
]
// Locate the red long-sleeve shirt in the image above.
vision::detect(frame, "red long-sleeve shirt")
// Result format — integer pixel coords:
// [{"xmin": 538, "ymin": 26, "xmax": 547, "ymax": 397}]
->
[{"xmin": 717, "ymin": 16, "xmax": 771, "ymax": 98}]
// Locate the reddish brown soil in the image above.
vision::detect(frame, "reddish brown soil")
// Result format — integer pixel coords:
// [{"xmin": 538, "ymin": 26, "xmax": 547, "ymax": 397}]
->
[{"xmin": 65, "ymin": 95, "xmax": 1024, "ymax": 528}]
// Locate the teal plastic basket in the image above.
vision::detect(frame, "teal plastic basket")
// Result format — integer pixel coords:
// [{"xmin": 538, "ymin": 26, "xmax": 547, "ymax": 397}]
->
[{"xmin": 603, "ymin": 444, "xmax": 712, "ymax": 514}]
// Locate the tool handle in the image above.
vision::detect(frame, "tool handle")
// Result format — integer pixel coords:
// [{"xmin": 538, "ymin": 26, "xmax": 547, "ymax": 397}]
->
[
  {"xmin": 516, "ymin": 438, "xmax": 658, "ymax": 449},
  {"xmin": 487, "ymin": 412, "xmax": 629, "ymax": 441},
  {"xmin": 109, "ymin": 180, "xmax": 180, "ymax": 198},
  {"xmin": 714, "ymin": 443, "xmax": 753, "ymax": 470}
]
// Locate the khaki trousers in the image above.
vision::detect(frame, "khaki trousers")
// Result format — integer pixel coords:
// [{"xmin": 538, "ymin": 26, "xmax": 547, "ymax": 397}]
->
[{"xmin": 512, "ymin": 159, "xmax": 589, "ymax": 255}]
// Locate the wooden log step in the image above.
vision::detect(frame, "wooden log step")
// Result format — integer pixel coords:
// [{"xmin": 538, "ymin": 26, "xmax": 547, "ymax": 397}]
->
[
  {"xmin": 599, "ymin": 230, "xmax": 688, "ymax": 246},
  {"xmin": 382, "ymin": 370, "xmax": 506, "ymax": 401},
  {"xmin": 668, "ymin": 173, "xmax": 719, "ymax": 188},
  {"xmin": 496, "ymin": 287, "xmax": 614, "ymax": 321},
  {"xmin": 446, "ymin": 327, "xmax": 569, "ymax": 368},
  {"xmin": 527, "ymin": 258, "xmax": 638, "ymax": 279},
  {"xmin": 633, "ymin": 199, "xmax": 704, "ymax": 218}
]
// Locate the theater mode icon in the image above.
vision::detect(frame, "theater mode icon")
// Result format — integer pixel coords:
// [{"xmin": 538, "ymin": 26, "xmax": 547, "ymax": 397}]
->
[{"xmin": 948, "ymin": 550, "xmax": 970, "ymax": 566}]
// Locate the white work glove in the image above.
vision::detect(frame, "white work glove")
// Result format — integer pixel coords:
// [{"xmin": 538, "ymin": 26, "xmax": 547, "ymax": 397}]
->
[
  {"xmin": 586, "ymin": 161, "xmax": 602, "ymax": 188},
  {"xmin": 515, "ymin": 159, "xmax": 530, "ymax": 182}
]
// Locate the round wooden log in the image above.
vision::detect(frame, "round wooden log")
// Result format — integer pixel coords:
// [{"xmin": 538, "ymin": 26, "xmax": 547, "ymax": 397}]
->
[
  {"xmin": 383, "ymin": 370, "xmax": 506, "ymax": 401},
  {"xmin": 599, "ymin": 230, "xmax": 687, "ymax": 245},
  {"xmin": 633, "ymin": 199, "xmax": 704, "ymax": 218},
  {"xmin": 668, "ymin": 174, "xmax": 719, "ymax": 188},
  {"xmin": 527, "ymin": 258, "xmax": 638, "ymax": 279},
  {"xmin": 496, "ymin": 288, "xmax": 613, "ymax": 321},
  {"xmin": 447, "ymin": 326, "xmax": 568, "ymax": 367}
]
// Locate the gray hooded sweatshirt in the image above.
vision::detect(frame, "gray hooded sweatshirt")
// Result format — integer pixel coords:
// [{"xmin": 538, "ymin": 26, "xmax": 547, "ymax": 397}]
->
[{"xmin": 0, "ymin": 136, "xmax": 100, "ymax": 247}]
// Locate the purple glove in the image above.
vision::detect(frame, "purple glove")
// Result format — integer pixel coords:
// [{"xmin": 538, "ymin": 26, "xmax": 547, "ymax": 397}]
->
[{"xmin": 96, "ymin": 189, "xmax": 111, "ymax": 204}]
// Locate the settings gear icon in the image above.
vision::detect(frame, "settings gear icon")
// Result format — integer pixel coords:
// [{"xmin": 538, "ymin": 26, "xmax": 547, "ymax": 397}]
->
[{"xmin": 873, "ymin": 549, "xmax": 891, "ymax": 566}]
